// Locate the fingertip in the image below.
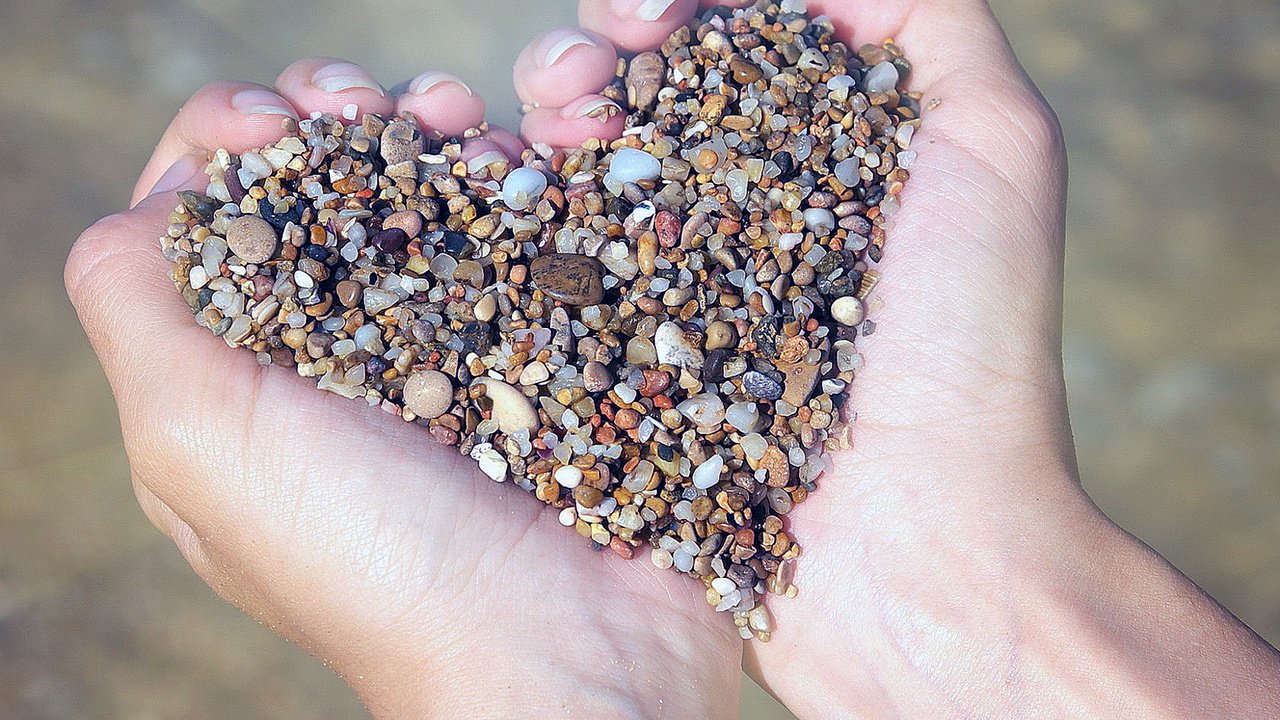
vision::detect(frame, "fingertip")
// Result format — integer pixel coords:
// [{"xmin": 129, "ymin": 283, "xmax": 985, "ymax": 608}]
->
[
  {"xmin": 514, "ymin": 27, "xmax": 618, "ymax": 108},
  {"xmin": 274, "ymin": 57, "xmax": 393, "ymax": 121},
  {"xmin": 579, "ymin": 0, "xmax": 698, "ymax": 53},
  {"xmin": 396, "ymin": 70, "xmax": 486, "ymax": 138},
  {"xmin": 482, "ymin": 126, "xmax": 528, "ymax": 163}
]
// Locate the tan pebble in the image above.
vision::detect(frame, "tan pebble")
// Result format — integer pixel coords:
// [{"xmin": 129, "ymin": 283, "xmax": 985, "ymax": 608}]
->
[
  {"xmin": 530, "ymin": 253, "xmax": 605, "ymax": 305},
  {"xmin": 473, "ymin": 378, "xmax": 540, "ymax": 434},
  {"xmin": 403, "ymin": 370, "xmax": 454, "ymax": 419},
  {"xmin": 474, "ymin": 293, "xmax": 497, "ymax": 322},
  {"xmin": 336, "ymin": 280, "xmax": 362, "ymax": 308},
  {"xmin": 705, "ymin": 320, "xmax": 739, "ymax": 350},
  {"xmin": 831, "ymin": 296, "xmax": 865, "ymax": 326},
  {"xmin": 383, "ymin": 210, "xmax": 423, "ymax": 238},
  {"xmin": 226, "ymin": 215, "xmax": 278, "ymax": 264}
]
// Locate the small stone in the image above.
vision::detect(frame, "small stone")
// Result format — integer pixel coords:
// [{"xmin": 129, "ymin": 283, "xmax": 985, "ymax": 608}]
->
[
  {"xmin": 473, "ymin": 293, "xmax": 497, "ymax": 322},
  {"xmin": 651, "ymin": 548, "xmax": 674, "ymax": 569},
  {"xmin": 582, "ymin": 361, "xmax": 614, "ymax": 392},
  {"xmin": 677, "ymin": 393, "xmax": 726, "ymax": 428},
  {"xmin": 336, "ymin": 280, "xmax": 362, "ymax": 308},
  {"xmin": 864, "ymin": 61, "xmax": 900, "ymax": 94},
  {"xmin": 530, "ymin": 253, "xmax": 605, "ymax": 305},
  {"xmin": 470, "ymin": 443, "xmax": 509, "ymax": 482},
  {"xmin": 574, "ymin": 485, "xmax": 604, "ymax": 507},
  {"xmin": 519, "ymin": 361, "xmax": 551, "ymax": 385},
  {"xmin": 474, "ymin": 378, "xmax": 540, "ymax": 434},
  {"xmin": 626, "ymin": 52, "xmax": 666, "ymax": 110},
  {"xmin": 760, "ymin": 446, "xmax": 790, "ymax": 487},
  {"xmin": 609, "ymin": 148, "xmax": 662, "ymax": 184},
  {"xmin": 655, "ymin": 321, "xmax": 704, "ymax": 369},
  {"xmin": 742, "ymin": 371, "xmax": 784, "ymax": 401},
  {"xmin": 725, "ymin": 402, "xmax": 763, "ymax": 433},
  {"xmin": 555, "ymin": 465, "xmax": 584, "ymax": 489},
  {"xmin": 383, "ymin": 210, "xmax": 423, "ymax": 238},
  {"xmin": 831, "ymin": 296, "xmax": 865, "ymax": 326},
  {"xmin": 729, "ymin": 55, "xmax": 763, "ymax": 84},
  {"xmin": 501, "ymin": 167, "xmax": 549, "ymax": 211},
  {"xmin": 363, "ymin": 287, "xmax": 400, "ymax": 314},
  {"xmin": 380, "ymin": 120, "xmax": 425, "ymax": 165},
  {"xmin": 705, "ymin": 321, "xmax": 738, "ymax": 350},
  {"xmin": 692, "ymin": 454, "xmax": 724, "ymax": 490},
  {"xmin": 779, "ymin": 361, "xmax": 821, "ymax": 407},
  {"xmin": 226, "ymin": 215, "xmax": 278, "ymax": 264},
  {"xmin": 403, "ymin": 370, "xmax": 454, "ymax": 419}
]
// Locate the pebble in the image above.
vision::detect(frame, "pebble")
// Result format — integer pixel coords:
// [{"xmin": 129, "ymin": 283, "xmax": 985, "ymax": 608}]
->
[
  {"xmin": 692, "ymin": 454, "xmax": 724, "ymax": 490},
  {"xmin": 864, "ymin": 61, "xmax": 900, "ymax": 94},
  {"xmin": 226, "ymin": 215, "xmax": 278, "ymax": 264},
  {"xmin": 582, "ymin": 361, "xmax": 613, "ymax": 392},
  {"xmin": 742, "ymin": 371, "xmax": 784, "ymax": 401},
  {"xmin": 382, "ymin": 210, "xmax": 423, "ymax": 238},
  {"xmin": 655, "ymin": 321, "xmax": 704, "ymax": 369},
  {"xmin": 831, "ymin": 296, "xmax": 865, "ymax": 326},
  {"xmin": 474, "ymin": 378, "xmax": 540, "ymax": 434},
  {"xmin": 609, "ymin": 148, "xmax": 662, "ymax": 184},
  {"xmin": 473, "ymin": 293, "xmax": 497, "ymax": 322},
  {"xmin": 530, "ymin": 253, "xmax": 605, "ymax": 305},
  {"xmin": 402, "ymin": 370, "xmax": 454, "ymax": 419},
  {"xmin": 501, "ymin": 167, "xmax": 548, "ymax": 211},
  {"xmin": 470, "ymin": 443, "xmax": 509, "ymax": 482},
  {"xmin": 626, "ymin": 52, "xmax": 666, "ymax": 110},
  {"xmin": 705, "ymin": 320, "xmax": 738, "ymax": 350},
  {"xmin": 554, "ymin": 465, "xmax": 583, "ymax": 489}
]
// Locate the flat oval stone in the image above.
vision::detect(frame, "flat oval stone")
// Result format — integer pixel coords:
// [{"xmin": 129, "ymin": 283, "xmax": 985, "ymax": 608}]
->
[
  {"xmin": 402, "ymin": 370, "xmax": 454, "ymax": 419},
  {"xmin": 530, "ymin": 253, "xmax": 605, "ymax": 306},
  {"xmin": 473, "ymin": 378, "xmax": 540, "ymax": 434},
  {"xmin": 226, "ymin": 215, "xmax": 279, "ymax": 264}
]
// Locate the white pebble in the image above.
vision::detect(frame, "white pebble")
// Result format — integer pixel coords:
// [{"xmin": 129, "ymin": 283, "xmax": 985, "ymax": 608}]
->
[
  {"xmin": 711, "ymin": 577, "xmax": 737, "ymax": 595},
  {"xmin": 608, "ymin": 147, "xmax": 661, "ymax": 184},
  {"xmin": 500, "ymin": 167, "xmax": 548, "ymax": 211},
  {"xmin": 554, "ymin": 465, "xmax": 583, "ymax": 489},
  {"xmin": 470, "ymin": 443, "xmax": 509, "ymax": 482},
  {"xmin": 865, "ymin": 61, "xmax": 900, "ymax": 94},
  {"xmin": 692, "ymin": 454, "xmax": 724, "ymax": 490}
]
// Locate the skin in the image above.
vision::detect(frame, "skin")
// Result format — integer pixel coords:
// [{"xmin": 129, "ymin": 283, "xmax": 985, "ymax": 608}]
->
[{"xmin": 67, "ymin": 0, "xmax": 1280, "ymax": 717}]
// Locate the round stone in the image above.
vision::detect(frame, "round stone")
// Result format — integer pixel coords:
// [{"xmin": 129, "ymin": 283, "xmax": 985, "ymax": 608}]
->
[
  {"xmin": 226, "ymin": 215, "xmax": 279, "ymax": 264},
  {"xmin": 336, "ymin": 280, "xmax": 362, "ymax": 308},
  {"xmin": 742, "ymin": 371, "xmax": 784, "ymax": 401},
  {"xmin": 530, "ymin": 253, "xmax": 605, "ymax": 306},
  {"xmin": 473, "ymin": 293, "xmax": 497, "ymax": 322},
  {"xmin": 608, "ymin": 147, "xmax": 662, "ymax": 184},
  {"xmin": 554, "ymin": 465, "xmax": 584, "ymax": 489},
  {"xmin": 402, "ymin": 370, "xmax": 454, "ymax": 419},
  {"xmin": 704, "ymin": 320, "xmax": 738, "ymax": 350},
  {"xmin": 582, "ymin": 361, "xmax": 614, "ymax": 393},
  {"xmin": 382, "ymin": 210, "xmax": 423, "ymax": 238},
  {"xmin": 501, "ymin": 167, "xmax": 549, "ymax": 211},
  {"xmin": 831, "ymin": 296, "xmax": 865, "ymax": 326}
]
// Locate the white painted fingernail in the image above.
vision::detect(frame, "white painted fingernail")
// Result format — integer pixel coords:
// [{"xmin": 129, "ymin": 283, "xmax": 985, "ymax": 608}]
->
[
  {"xmin": 564, "ymin": 97, "xmax": 622, "ymax": 121},
  {"xmin": 634, "ymin": 0, "xmax": 680, "ymax": 22},
  {"xmin": 407, "ymin": 71, "xmax": 473, "ymax": 97},
  {"xmin": 541, "ymin": 31, "xmax": 598, "ymax": 68},
  {"xmin": 311, "ymin": 62, "xmax": 385, "ymax": 95},
  {"xmin": 230, "ymin": 89, "xmax": 298, "ymax": 118}
]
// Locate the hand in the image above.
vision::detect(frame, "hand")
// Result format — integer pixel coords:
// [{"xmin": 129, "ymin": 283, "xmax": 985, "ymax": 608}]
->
[{"xmin": 64, "ymin": 9, "xmax": 755, "ymax": 718}]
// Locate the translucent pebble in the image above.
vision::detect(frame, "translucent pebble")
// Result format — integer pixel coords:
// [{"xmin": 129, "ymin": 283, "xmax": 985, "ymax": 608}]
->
[
  {"xmin": 679, "ymin": 540, "xmax": 701, "ymax": 556},
  {"xmin": 776, "ymin": 233, "xmax": 803, "ymax": 251},
  {"xmin": 711, "ymin": 577, "xmax": 738, "ymax": 595},
  {"xmin": 651, "ymin": 548, "xmax": 674, "ymax": 569},
  {"xmin": 678, "ymin": 393, "xmax": 725, "ymax": 427},
  {"xmin": 865, "ymin": 61, "xmax": 900, "ymax": 94},
  {"xmin": 834, "ymin": 158, "xmax": 860, "ymax": 186},
  {"xmin": 354, "ymin": 323, "xmax": 381, "ymax": 351},
  {"xmin": 673, "ymin": 550, "xmax": 695, "ymax": 573},
  {"xmin": 558, "ymin": 508, "xmax": 577, "ymax": 526},
  {"xmin": 725, "ymin": 402, "xmax": 762, "ymax": 433},
  {"xmin": 500, "ymin": 167, "xmax": 548, "ymax": 211},
  {"xmin": 740, "ymin": 433, "xmax": 768, "ymax": 460},
  {"xmin": 804, "ymin": 208, "xmax": 837, "ymax": 236},
  {"xmin": 608, "ymin": 148, "xmax": 661, "ymax": 184},
  {"xmin": 692, "ymin": 454, "xmax": 724, "ymax": 490},
  {"xmin": 331, "ymin": 339, "xmax": 357, "ymax": 357}
]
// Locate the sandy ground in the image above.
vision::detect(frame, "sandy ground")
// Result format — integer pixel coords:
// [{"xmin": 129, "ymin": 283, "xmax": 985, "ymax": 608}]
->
[{"xmin": 2, "ymin": 0, "xmax": 1278, "ymax": 717}]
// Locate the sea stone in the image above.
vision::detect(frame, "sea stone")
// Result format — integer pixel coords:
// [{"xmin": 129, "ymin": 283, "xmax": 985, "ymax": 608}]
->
[
  {"xmin": 626, "ymin": 52, "xmax": 666, "ymax": 110},
  {"xmin": 226, "ymin": 215, "xmax": 278, "ymax": 264},
  {"xmin": 530, "ymin": 253, "xmax": 605, "ymax": 306},
  {"xmin": 779, "ymin": 361, "xmax": 821, "ymax": 407},
  {"xmin": 473, "ymin": 378, "xmax": 540, "ymax": 434},
  {"xmin": 655, "ymin": 321, "xmax": 704, "ymax": 369},
  {"xmin": 831, "ymin": 296, "xmax": 865, "ymax": 326},
  {"xmin": 380, "ymin": 119, "xmax": 425, "ymax": 165},
  {"xmin": 402, "ymin": 370, "xmax": 454, "ymax": 419}
]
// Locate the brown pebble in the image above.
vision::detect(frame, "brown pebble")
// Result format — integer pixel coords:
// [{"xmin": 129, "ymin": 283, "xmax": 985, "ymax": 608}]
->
[
  {"xmin": 615, "ymin": 408, "xmax": 641, "ymax": 430},
  {"xmin": 226, "ymin": 215, "xmax": 278, "ymax": 264},
  {"xmin": 705, "ymin": 320, "xmax": 738, "ymax": 350},
  {"xmin": 336, "ymin": 280, "xmax": 362, "ymax": 308},
  {"xmin": 583, "ymin": 361, "xmax": 614, "ymax": 392},
  {"xmin": 626, "ymin": 52, "xmax": 666, "ymax": 110},
  {"xmin": 574, "ymin": 485, "xmax": 604, "ymax": 507},
  {"xmin": 530, "ymin": 253, "xmax": 605, "ymax": 305},
  {"xmin": 729, "ymin": 55, "xmax": 763, "ymax": 84}
]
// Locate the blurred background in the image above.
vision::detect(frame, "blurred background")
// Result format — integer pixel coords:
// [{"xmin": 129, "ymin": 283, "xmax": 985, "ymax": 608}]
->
[{"xmin": 2, "ymin": 0, "xmax": 1278, "ymax": 717}]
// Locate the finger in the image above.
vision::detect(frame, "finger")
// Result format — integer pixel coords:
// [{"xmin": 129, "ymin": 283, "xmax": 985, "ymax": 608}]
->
[
  {"xmin": 579, "ymin": 0, "xmax": 699, "ymax": 53},
  {"xmin": 513, "ymin": 28, "xmax": 618, "ymax": 109},
  {"xmin": 273, "ymin": 57, "xmax": 393, "ymax": 122},
  {"xmin": 520, "ymin": 95, "xmax": 627, "ymax": 149},
  {"xmin": 394, "ymin": 70, "xmax": 486, "ymax": 138},
  {"xmin": 481, "ymin": 125, "xmax": 528, "ymax": 162},
  {"xmin": 131, "ymin": 81, "xmax": 298, "ymax": 207},
  {"xmin": 804, "ymin": 0, "xmax": 1030, "ymax": 93}
]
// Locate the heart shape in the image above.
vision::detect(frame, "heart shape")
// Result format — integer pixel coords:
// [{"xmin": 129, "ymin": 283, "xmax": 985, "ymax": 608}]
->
[{"xmin": 161, "ymin": 2, "xmax": 918, "ymax": 641}]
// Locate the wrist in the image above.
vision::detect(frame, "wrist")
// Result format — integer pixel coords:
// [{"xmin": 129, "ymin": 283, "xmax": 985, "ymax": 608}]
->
[{"xmin": 349, "ymin": 602, "xmax": 743, "ymax": 719}]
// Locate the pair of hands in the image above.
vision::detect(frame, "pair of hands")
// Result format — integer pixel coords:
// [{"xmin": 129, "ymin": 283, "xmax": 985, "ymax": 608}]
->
[{"xmin": 67, "ymin": 0, "xmax": 1280, "ymax": 717}]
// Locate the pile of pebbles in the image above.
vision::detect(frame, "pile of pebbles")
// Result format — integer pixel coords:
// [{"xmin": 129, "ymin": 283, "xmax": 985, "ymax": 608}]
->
[{"xmin": 161, "ymin": 0, "xmax": 919, "ymax": 641}]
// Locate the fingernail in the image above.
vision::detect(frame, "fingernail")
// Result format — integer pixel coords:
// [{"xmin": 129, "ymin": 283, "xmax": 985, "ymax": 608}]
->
[
  {"xmin": 311, "ymin": 62, "xmax": 385, "ymax": 95},
  {"xmin": 539, "ymin": 30, "xmax": 598, "ymax": 68},
  {"xmin": 633, "ymin": 0, "xmax": 680, "ymax": 22},
  {"xmin": 562, "ymin": 96, "xmax": 622, "ymax": 121},
  {"xmin": 230, "ymin": 88, "xmax": 299, "ymax": 118},
  {"xmin": 149, "ymin": 153, "xmax": 207, "ymax": 197},
  {"xmin": 407, "ymin": 71, "xmax": 473, "ymax": 97}
]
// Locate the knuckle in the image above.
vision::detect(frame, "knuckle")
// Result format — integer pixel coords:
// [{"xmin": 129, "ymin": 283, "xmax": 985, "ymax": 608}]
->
[{"xmin": 1008, "ymin": 95, "xmax": 1066, "ymax": 159}]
